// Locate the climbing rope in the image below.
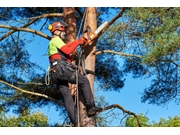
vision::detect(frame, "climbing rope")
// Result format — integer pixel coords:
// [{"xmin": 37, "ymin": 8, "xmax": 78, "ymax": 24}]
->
[{"xmin": 75, "ymin": 7, "xmax": 87, "ymax": 127}]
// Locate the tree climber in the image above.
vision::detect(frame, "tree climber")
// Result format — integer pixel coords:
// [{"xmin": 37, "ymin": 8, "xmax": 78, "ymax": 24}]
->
[{"xmin": 47, "ymin": 21, "xmax": 102, "ymax": 126}]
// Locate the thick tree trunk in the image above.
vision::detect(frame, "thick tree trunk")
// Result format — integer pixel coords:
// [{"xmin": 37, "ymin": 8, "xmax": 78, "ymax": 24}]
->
[
  {"xmin": 83, "ymin": 7, "xmax": 97, "ymax": 95},
  {"xmin": 79, "ymin": 7, "xmax": 97, "ymax": 127},
  {"xmin": 63, "ymin": 7, "xmax": 76, "ymax": 42},
  {"xmin": 63, "ymin": 7, "xmax": 77, "ymax": 96},
  {"xmin": 63, "ymin": 7, "xmax": 97, "ymax": 127}
]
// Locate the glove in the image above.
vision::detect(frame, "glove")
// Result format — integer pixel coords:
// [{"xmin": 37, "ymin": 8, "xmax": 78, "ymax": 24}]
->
[{"xmin": 81, "ymin": 32, "xmax": 97, "ymax": 48}]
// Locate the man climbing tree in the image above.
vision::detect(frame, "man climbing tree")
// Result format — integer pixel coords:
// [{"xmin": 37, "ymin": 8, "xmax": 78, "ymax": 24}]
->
[{"xmin": 47, "ymin": 20, "xmax": 102, "ymax": 127}]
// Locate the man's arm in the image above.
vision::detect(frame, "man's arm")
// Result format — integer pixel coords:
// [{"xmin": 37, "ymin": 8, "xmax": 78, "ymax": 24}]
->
[{"xmin": 60, "ymin": 38, "xmax": 84, "ymax": 55}]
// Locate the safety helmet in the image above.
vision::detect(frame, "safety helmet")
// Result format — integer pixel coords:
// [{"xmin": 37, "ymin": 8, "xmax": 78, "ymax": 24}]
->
[{"xmin": 48, "ymin": 21, "xmax": 67, "ymax": 33}]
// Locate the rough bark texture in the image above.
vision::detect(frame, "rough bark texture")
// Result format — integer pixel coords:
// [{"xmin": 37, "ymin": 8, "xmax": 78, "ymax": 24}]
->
[
  {"xmin": 63, "ymin": 7, "xmax": 76, "ymax": 43},
  {"xmin": 63, "ymin": 7, "xmax": 97, "ymax": 127},
  {"xmin": 63, "ymin": 7, "xmax": 77, "ymax": 96},
  {"xmin": 79, "ymin": 7, "xmax": 97, "ymax": 127}
]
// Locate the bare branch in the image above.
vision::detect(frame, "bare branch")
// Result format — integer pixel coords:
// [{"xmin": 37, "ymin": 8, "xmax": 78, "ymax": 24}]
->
[
  {"xmin": 120, "ymin": 114, "xmax": 128, "ymax": 124},
  {"xmin": 93, "ymin": 49, "xmax": 141, "ymax": 59},
  {"xmin": 0, "ymin": 24, "xmax": 51, "ymax": 40},
  {"xmin": 0, "ymin": 79, "xmax": 64, "ymax": 106},
  {"xmin": 17, "ymin": 81, "xmax": 43, "ymax": 85},
  {"xmin": 40, "ymin": 18, "xmax": 48, "ymax": 31},
  {"xmin": 0, "ymin": 79, "xmax": 142, "ymax": 126},
  {"xmin": 97, "ymin": 7, "xmax": 127, "ymax": 38},
  {"xmin": 98, "ymin": 104, "xmax": 142, "ymax": 127},
  {"xmin": 0, "ymin": 13, "xmax": 63, "ymax": 41},
  {"xmin": 24, "ymin": 13, "xmax": 64, "ymax": 20}
]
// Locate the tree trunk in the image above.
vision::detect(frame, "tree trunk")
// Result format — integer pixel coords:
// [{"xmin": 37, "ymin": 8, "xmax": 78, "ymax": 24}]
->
[
  {"xmin": 63, "ymin": 7, "xmax": 97, "ymax": 127},
  {"xmin": 79, "ymin": 7, "xmax": 97, "ymax": 127},
  {"xmin": 63, "ymin": 7, "xmax": 77, "ymax": 96},
  {"xmin": 63, "ymin": 7, "xmax": 76, "ymax": 42}
]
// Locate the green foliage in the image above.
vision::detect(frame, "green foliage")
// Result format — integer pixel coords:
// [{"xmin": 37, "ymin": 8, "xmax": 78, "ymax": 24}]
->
[
  {"xmin": 0, "ymin": 108, "xmax": 48, "ymax": 127},
  {"xmin": 95, "ymin": 21, "xmax": 126, "ymax": 92},
  {"xmin": 125, "ymin": 114, "xmax": 150, "ymax": 127},
  {"xmin": 0, "ymin": 7, "xmax": 118, "ymax": 125},
  {"xmin": 125, "ymin": 7, "xmax": 180, "ymax": 64},
  {"xmin": 153, "ymin": 116, "xmax": 180, "ymax": 127},
  {"xmin": 1, "ymin": 7, "xmax": 180, "ymax": 126},
  {"xmin": 118, "ymin": 7, "xmax": 180, "ymax": 105},
  {"xmin": 95, "ymin": 54, "xmax": 125, "ymax": 92},
  {"xmin": 125, "ymin": 114, "xmax": 180, "ymax": 127}
]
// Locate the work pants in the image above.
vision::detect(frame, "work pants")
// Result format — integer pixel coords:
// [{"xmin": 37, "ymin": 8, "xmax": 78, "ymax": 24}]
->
[{"xmin": 50, "ymin": 60, "xmax": 95, "ymax": 124}]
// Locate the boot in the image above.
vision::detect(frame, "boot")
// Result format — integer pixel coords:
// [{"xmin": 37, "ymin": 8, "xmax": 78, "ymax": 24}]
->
[{"xmin": 87, "ymin": 106, "xmax": 102, "ymax": 116}]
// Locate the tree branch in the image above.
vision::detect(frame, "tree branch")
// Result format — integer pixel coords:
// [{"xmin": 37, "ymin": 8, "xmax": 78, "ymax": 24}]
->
[
  {"xmin": 0, "ymin": 13, "xmax": 63, "ymax": 41},
  {"xmin": 0, "ymin": 80, "xmax": 64, "ymax": 106},
  {"xmin": 97, "ymin": 7, "xmax": 127, "ymax": 38},
  {"xmin": 0, "ymin": 24, "xmax": 51, "ymax": 40},
  {"xmin": 98, "ymin": 104, "xmax": 142, "ymax": 127},
  {"xmin": 93, "ymin": 49, "xmax": 141, "ymax": 58},
  {"xmin": 75, "ymin": 7, "xmax": 83, "ymax": 18},
  {"xmin": 17, "ymin": 81, "xmax": 43, "ymax": 85},
  {"xmin": 0, "ymin": 80, "xmax": 141, "ymax": 126}
]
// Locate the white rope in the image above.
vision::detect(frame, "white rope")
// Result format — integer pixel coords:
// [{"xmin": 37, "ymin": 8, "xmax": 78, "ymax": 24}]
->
[{"xmin": 45, "ymin": 66, "xmax": 51, "ymax": 85}]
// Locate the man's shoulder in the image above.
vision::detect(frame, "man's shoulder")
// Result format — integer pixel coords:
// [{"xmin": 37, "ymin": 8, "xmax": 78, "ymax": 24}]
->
[{"xmin": 50, "ymin": 37, "xmax": 65, "ymax": 46}]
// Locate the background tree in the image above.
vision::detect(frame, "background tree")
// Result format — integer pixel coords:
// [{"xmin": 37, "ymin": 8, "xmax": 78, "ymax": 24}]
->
[
  {"xmin": 0, "ymin": 106, "xmax": 48, "ymax": 127},
  {"xmin": 125, "ymin": 114, "xmax": 180, "ymax": 127}
]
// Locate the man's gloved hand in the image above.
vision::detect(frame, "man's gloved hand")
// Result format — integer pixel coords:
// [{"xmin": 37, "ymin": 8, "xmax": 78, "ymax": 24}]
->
[{"xmin": 81, "ymin": 32, "xmax": 91, "ymax": 48}]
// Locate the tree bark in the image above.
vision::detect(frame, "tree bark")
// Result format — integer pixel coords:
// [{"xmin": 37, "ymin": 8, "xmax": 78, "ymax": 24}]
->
[
  {"xmin": 63, "ymin": 7, "xmax": 97, "ymax": 127},
  {"xmin": 63, "ymin": 7, "xmax": 76, "ymax": 43},
  {"xmin": 63, "ymin": 7, "xmax": 77, "ymax": 96},
  {"xmin": 79, "ymin": 7, "xmax": 97, "ymax": 127}
]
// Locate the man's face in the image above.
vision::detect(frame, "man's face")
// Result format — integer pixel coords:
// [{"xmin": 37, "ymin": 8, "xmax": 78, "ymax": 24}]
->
[{"xmin": 55, "ymin": 30, "xmax": 66, "ymax": 41}]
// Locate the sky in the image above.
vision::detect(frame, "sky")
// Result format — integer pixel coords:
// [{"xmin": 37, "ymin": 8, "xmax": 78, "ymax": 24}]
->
[
  {"xmin": 27, "ymin": 35, "xmax": 180, "ymax": 127},
  {"xmin": 1, "ymin": 1, "xmax": 180, "ymax": 134},
  {"xmin": 22, "ymin": 7, "xmax": 180, "ymax": 126},
  {"xmin": 27, "ymin": 34, "xmax": 180, "ymax": 125}
]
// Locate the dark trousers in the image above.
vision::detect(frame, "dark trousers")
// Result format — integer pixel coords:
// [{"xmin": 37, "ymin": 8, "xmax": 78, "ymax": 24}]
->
[{"xmin": 50, "ymin": 60, "xmax": 95, "ymax": 124}]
